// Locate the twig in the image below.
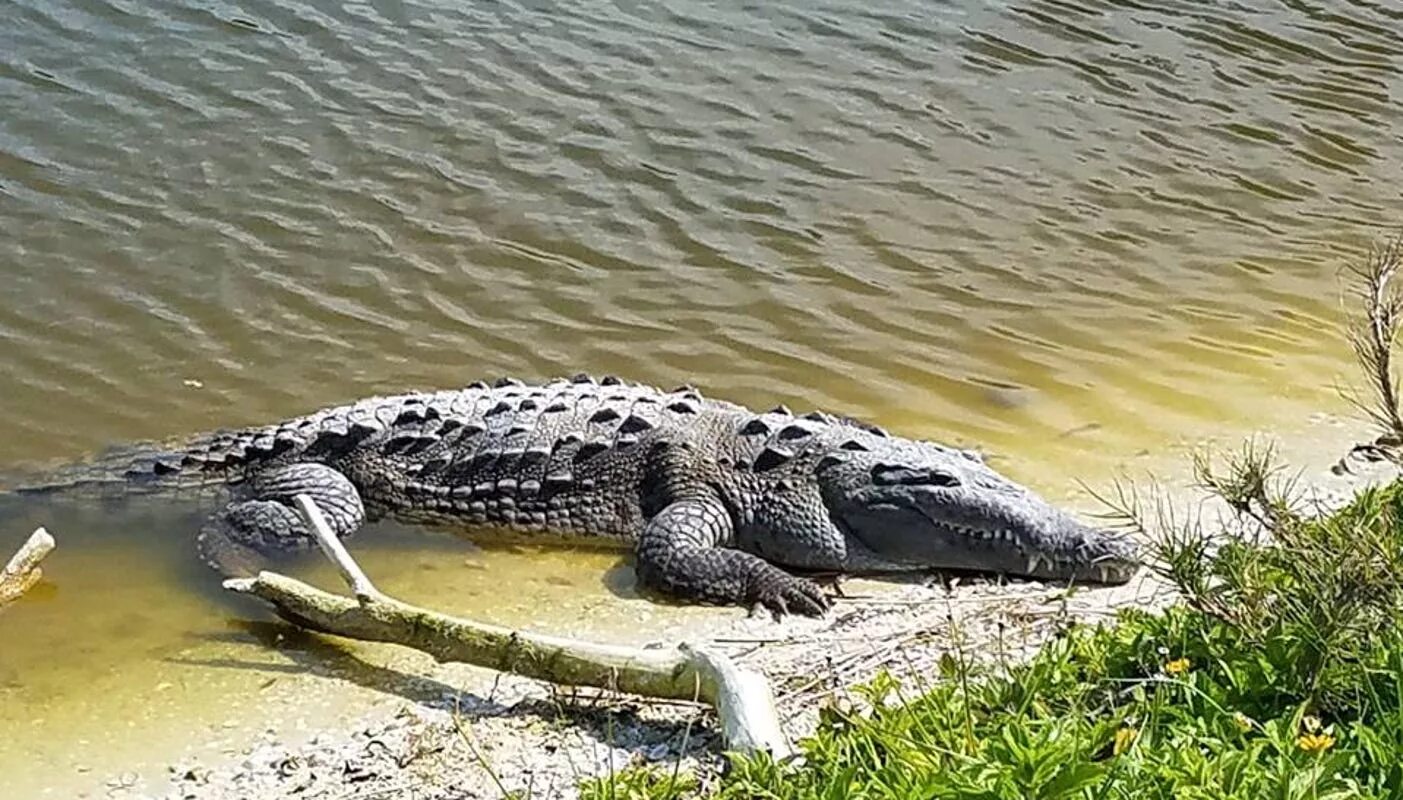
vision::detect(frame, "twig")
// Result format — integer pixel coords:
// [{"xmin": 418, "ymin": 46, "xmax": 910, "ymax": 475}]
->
[
  {"xmin": 0, "ymin": 527, "xmax": 55, "ymax": 607},
  {"xmin": 777, "ymin": 629, "xmax": 927, "ymax": 712},
  {"xmin": 224, "ymin": 494, "xmax": 791, "ymax": 757},
  {"xmin": 292, "ymin": 495, "xmax": 380, "ymax": 601},
  {"xmin": 448, "ymin": 704, "xmax": 511, "ymax": 798}
]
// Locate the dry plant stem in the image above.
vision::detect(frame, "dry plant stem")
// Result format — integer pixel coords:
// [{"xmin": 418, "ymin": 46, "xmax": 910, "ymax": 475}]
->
[
  {"xmin": 224, "ymin": 494, "xmax": 791, "ymax": 758},
  {"xmin": 1347, "ymin": 233, "xmax": 1403, "ymax": 440},
  {"xmin": 0, "ymin": 527, "xmax": 55, "ymax": 606}
]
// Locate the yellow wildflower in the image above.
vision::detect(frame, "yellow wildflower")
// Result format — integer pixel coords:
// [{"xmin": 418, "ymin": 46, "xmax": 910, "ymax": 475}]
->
[
  {"xmin": 1163, "ymin": 657, "xmax": 1191, "ymax": 676},
  {"xmin": 1113, "ymin": 726, "xmax": 1138, "ymax": 756},
  {"xmin": 1232, "ymin": 712, "xmax": 1254, "ymax": 733},
  {"xmin": 1297, "ymin": 731, "xmax": 1335, "ymax": 754},
  {"xmin": 1296, "ymin": 715, "xmax": 1335, "ymax": 754}
]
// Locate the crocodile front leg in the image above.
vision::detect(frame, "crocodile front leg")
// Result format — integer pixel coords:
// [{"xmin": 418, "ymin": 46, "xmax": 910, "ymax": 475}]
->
[
  {"xmin": 635, "ymin": 495, "xmax": 830, "ymax": 616},
  {"xmin": 197, "ymin": 463, "xmax": 366, "ymax": 577}
]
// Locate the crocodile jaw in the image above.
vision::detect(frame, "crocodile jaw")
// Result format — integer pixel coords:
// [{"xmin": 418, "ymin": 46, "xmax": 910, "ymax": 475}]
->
[{"xmin": 827, "ymin": 473, "xmax": 1140, "ymax": 585}]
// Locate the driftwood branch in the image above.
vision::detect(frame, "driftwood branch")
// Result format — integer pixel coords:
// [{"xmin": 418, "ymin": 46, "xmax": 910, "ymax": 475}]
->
[
  {"xmin": 1, "ymin": 527, "xmax": 55, "ymax": 607},
  {"xmin": 225, "ymin": 495, "xmax": 790, "ymax": 757}
]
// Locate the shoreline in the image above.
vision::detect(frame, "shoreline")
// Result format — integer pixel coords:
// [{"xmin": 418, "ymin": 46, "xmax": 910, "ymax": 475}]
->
[{"xmin": 21, "ymin": 410, "xmax": 1395, "ymax": 800}]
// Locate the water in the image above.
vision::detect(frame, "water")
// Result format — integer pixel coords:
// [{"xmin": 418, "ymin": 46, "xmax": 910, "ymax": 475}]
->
[{"xmin": 0, "ymin": 0, "xmax": 1399, "ymax": 792}]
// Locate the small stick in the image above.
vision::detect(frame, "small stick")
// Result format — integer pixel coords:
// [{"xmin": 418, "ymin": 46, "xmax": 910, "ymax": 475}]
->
[
  {"xmin": 292, "ymin": 495, "xmax": 380, "ymax": 601},
  {"xmin": 0, "ymin": 527, "xmax": 55, "ymax": 606}
]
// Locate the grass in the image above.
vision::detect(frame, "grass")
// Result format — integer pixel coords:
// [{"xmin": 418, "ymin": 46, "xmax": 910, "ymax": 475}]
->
[{"xmin": 580, "ymin": 235, "xmax": 1403, "ymax": 799}]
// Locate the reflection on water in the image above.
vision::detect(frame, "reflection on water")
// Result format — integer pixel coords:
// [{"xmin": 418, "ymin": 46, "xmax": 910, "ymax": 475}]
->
[{"xmin": 0, "ymin": 0, "xmax": 1400, "ymax": 793}]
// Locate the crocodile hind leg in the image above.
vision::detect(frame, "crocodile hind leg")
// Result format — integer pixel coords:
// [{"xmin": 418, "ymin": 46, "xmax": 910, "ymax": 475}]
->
[
  {"xmin": 635, "ymin": 496, "xmax": 831, "ymax": 617},
  {"xmin": 197, "ymin": 463, "xmax": 366, "ymax": 577}
]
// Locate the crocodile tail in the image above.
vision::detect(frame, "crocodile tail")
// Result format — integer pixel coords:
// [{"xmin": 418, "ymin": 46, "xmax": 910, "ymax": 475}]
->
[{"xmin": 0, "ymin": 430, "xmax": 257, "ymax": 498}]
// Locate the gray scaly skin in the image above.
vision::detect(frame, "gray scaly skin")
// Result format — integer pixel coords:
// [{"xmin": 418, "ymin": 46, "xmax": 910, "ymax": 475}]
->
[{"xmin": 19, "ymin": 375, "xmax": 1140, "ymax": 615}]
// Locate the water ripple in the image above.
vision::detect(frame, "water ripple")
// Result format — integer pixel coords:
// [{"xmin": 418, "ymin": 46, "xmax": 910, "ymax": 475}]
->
[{"xmin": 0, "ymin": 0, "xmax": 1397, "ymax": 476}]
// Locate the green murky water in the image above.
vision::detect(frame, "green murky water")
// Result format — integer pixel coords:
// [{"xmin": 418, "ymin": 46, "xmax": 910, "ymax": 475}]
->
[{"xmin": 1, "ymin": 0, "xmax": 1400, "ymax": 794}]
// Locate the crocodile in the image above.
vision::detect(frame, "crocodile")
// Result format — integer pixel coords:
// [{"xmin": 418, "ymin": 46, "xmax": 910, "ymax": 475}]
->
[{"xmin": 14, "ymin": 375, "xmax": 1139, "ymax": 615}]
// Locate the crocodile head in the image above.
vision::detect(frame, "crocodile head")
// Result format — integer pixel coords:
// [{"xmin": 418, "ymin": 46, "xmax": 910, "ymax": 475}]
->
[{"xmin": 816, "ymin": 439, "xmax": 1138, "ymax": 584}]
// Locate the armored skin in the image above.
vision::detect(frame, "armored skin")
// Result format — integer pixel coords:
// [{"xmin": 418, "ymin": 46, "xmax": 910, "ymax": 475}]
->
[{"xmin": 17, "ymin": 375, "xmax": 1139, "ymax": 615}]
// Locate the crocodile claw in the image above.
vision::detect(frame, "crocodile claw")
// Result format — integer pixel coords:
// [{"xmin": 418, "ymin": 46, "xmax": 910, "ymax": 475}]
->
[{"xmin": 753, "ymin": 574, "xmax": 831, "ymax": 618}]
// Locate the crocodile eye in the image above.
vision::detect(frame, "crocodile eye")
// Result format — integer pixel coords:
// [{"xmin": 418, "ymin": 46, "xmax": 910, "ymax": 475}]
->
[{"xmin": 871, "ymin": 465, "xmax": 961, "ymax": 487}]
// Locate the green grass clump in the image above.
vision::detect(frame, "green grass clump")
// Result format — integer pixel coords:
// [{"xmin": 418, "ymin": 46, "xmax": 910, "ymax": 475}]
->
[
  {"xmin": 580, "ymin": 764, "xmax": 700, "ymax": 800},
  {"xmin": 583, "ymin": 475, "xmax": 1403, "ymax": 800},
  {"xmin": 720, "ymin": 606, "xmax": 1403, "ymax": 799}
]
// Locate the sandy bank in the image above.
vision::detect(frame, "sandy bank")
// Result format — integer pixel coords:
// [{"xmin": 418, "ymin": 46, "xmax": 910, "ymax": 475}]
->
[{"xmin": 20, "ymin": 411, "xmax": 1394, "ymax": 800}]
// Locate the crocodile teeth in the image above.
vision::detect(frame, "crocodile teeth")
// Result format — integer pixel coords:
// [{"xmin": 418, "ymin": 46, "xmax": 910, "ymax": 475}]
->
[{"xmin": 1097, "ymin": 563, "xmax": 1124, "ymax": 582}]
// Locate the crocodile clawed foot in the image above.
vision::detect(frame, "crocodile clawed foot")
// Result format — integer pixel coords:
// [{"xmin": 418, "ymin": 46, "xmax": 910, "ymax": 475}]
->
[
  {"xmin": 752, "ymin": 574, "xmax": 831, "ymax": 619},
  {"xmin": 196, "ymin": 524, "xmax": 270, "ymax": 579}
]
